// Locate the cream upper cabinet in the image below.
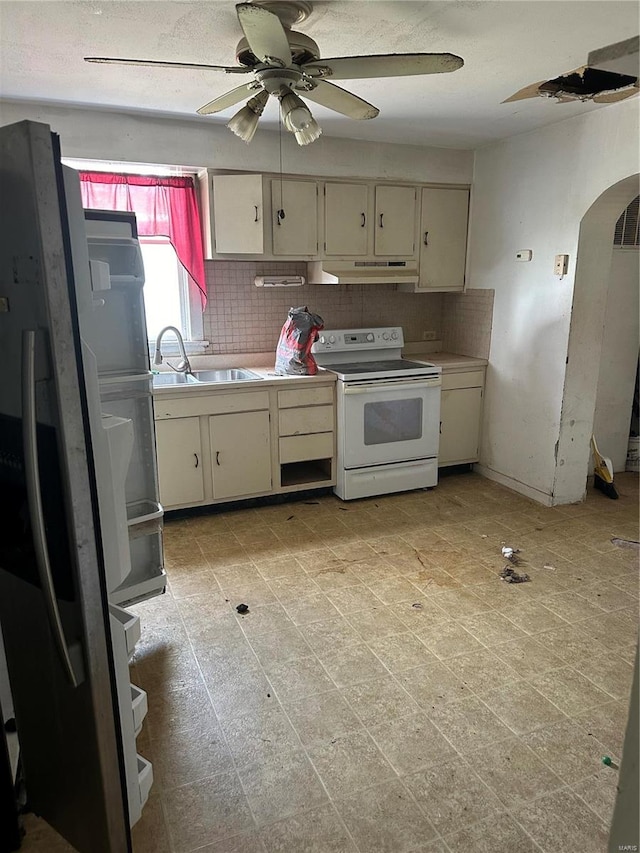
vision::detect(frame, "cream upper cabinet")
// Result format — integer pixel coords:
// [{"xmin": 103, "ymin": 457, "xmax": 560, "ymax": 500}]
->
[
  {"xmin": 324, "ymin": 182, "xmax": 369, "ymax": 256},
  {"xmin": 374, "ymin": 185, "xmax": 417, "ymax": 256},
  {"xmin": 155, "ymin": 417, "xmax": 204, "ymax": 507},
  {"xmin": 271, "ymin": 179, "xmax": 318, "ymax": 256},
  {"xmin": 209, "ymin": 410, "xmax": 272, "ymax": 499},
  {"xmin": 212, "ymin": 174, "xmax": 264, "ymax": 255},
  {"xmin": 417, "ymin": 187, "xmax": 469, "ymax": 291}
]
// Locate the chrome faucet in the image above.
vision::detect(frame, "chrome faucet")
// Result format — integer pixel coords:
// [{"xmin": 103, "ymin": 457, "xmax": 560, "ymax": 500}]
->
[{"xmin": 153, "ymin": 326, "xmax": 193, "ymax": 375}]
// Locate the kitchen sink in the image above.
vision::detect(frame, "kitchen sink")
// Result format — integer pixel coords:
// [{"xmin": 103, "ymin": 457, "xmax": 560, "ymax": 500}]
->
[
  {"xmin": 192, "ymin": 368, "xmax": 261, "ymax": 382},
  {"xmin": 152, "ymin": 373, "xmax": 199, "ymax": 386}
]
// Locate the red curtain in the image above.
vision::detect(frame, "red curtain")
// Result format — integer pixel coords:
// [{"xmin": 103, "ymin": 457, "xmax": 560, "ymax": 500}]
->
[{"xmin": 79, "ymin": 171, "xmax": 206, "ymax": 306}]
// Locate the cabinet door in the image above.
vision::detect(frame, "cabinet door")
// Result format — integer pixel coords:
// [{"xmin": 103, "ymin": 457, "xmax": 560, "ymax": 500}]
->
[
  {"xmin": 212, "ymin": 174, "xmax": 264, "ymax": 254},
  {"xmin": 271, "ymin": 180, "xmax": 318, "ymax": 255},
  {"xmin": 324, "ymin": 183, "xmax": 369, "ymax": 255},
  {"xmin": 155, "ymin": 417, "xmax": 204, "ymax": 506},
  {"xmin": 210, "ymin": 410, "xmax": 272, "ymax": 499},
  {"xmin": 439, "ymin": 387, "xmax": 483, "ymax": 465},
  {"xmin": 374, "ymin": 185, "xmax": 416, "ymax": 256},
  {"xmin": 419, "ymin": 187, "xmax": 469, "ymax": 290}
]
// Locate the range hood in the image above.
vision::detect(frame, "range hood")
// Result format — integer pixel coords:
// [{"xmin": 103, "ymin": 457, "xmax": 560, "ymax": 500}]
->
[{"xmin": 307, "ymin": 260, "xmax": 419, "ymax": 285}]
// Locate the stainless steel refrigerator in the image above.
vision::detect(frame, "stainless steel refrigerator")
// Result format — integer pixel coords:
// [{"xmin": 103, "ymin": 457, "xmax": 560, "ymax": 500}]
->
[{"xmin": 0, "ymin": 120, "xmax": 165, "ymax": 852}]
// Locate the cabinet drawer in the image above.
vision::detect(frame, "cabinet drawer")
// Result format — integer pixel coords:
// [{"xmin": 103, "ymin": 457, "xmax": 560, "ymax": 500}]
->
[
  {"xmin": 155, "ymin": 390, "xmax": 269, "ymax": 419},
  {"xmin": 279, "ymin": 405, "xmax": 333, "ymax": 437},
  {"xmin": 280, "ymin": 432, "xmax": 334, "ymax": 463},
  {"xmin": 441, "ymin": 370, "xmax": 485, "ymax": 391},
  {"xmin": 278, "ymin": 385, "xmax": 334, "ymax": 408}
]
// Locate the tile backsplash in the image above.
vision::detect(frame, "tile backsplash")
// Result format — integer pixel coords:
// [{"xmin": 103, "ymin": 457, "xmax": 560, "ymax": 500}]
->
[
  {"xmin": 203, "ymin": 261, "xmax": 444, "ymax": 354},
  {"xmin": 441, "ymin": 289, "xmax": 495, "ymax": 359}
]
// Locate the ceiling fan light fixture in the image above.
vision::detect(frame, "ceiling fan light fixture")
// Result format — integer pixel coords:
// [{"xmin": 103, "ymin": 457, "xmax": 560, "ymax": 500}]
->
[
  {"xmin": 227, "ymin": 89, "xmax": 269, "ymax": 142},
  {"xmin": 294, "ymin": 117, "xmax": 322, "ymax": 145},
  {"xmin": 279, "ymin": 90, "xmax": 313, "ymax": 132}
]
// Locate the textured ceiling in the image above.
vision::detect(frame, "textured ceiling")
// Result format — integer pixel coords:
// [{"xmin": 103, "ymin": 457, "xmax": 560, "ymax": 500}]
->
[{"xmin": 1, "ymin": 0, "xmax": 638, "ymax": 148}]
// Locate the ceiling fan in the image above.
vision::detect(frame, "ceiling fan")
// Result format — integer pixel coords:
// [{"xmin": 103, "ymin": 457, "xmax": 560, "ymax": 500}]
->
[{"xmin": 85, "ymin": 0, "xmax": 464, "ymax": 146}]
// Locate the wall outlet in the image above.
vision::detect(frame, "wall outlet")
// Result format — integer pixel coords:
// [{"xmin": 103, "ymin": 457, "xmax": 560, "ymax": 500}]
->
[{"xmin": 422, "ymin": 330, "xmax": 438, "ymax": 341}]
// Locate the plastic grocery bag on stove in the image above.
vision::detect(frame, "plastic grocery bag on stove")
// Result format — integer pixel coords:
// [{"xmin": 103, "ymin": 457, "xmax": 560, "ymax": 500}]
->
[{"xmin": 275, "ymin": 306, "xmax": 325, "ymax": 376}]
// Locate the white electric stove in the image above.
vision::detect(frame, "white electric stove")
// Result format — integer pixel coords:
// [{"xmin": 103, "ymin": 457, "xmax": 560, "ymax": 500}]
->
[{"xmin": 312, "ymin": 327, "xmax": 442, "ymax": 500}]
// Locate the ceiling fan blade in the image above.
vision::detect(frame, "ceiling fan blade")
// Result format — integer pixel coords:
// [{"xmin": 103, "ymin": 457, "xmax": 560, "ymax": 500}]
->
[
  {"xmin": 236, "ymin": 2, "xmax": 291, "ymax": 67},
  {"xmin": 303, "ymin": 52, "xmax": 463, "ymax": 80},
  {"xmin": 302, "ymin": 80, "xmax": 379, "ymax": 120},
  {"xmin": 593, "ymin": 85, "xmax": 640, "ymax": 103},
  {"xmin": 84, "ymin": 56, "xmax": 247, "ymax": 73},
  {"xmin": 197, "ymin": 84, "xmax": 256, "ymax": 115}
]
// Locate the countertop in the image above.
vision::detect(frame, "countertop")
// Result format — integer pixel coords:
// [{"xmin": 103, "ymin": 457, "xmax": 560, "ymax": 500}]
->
[
  {"xmin": 405, "ymin": 351, "xmax": 488, "ymax": 372},
  {"xmin": 152, "ymin": 349, "xmax": 486, "ymax": 395}
]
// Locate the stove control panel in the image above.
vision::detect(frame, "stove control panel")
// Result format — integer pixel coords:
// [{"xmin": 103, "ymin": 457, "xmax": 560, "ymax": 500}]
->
[{"xmin": 314, "ymin": 327, "xmax": 404, "ymax": 352}]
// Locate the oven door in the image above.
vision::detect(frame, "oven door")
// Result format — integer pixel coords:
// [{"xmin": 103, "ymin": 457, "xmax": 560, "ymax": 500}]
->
[{"xmin": 340, "ymin": 375, "xmax": 441, "ymax": 468}]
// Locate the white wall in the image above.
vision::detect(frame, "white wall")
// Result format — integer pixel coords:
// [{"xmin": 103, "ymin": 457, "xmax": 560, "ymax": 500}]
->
[
  {"xmin": 593, "ymin": 249, "xmax": 640, "ymax": 472},
  {"xmin": 468, "ymin": 99, "xmax": 640, "ymax": 504},
  {"xmin": 0, "ymin": 100, "xmax": 473, "ymax": 184}
]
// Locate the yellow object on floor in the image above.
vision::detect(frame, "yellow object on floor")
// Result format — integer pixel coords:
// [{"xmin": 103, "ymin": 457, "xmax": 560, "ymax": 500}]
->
[{"xmin": 591, "ymin": 435, "xmax": 619, "ymax": 499}]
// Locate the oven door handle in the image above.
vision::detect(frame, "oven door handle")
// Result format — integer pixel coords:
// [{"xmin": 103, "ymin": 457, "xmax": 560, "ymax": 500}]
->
[{"xmin": 343, "ymin": 377, "xmax": 441, "ymax": 393}]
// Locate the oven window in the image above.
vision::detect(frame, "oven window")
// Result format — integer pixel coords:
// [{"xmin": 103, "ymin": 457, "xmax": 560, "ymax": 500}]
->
[{"xmin": 363, "ymin": 398, "xmax": 423, "ymax": 445}]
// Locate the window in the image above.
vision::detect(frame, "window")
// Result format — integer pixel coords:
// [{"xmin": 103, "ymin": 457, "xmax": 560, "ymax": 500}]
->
[
  {"xmin": 139, "ymin": 237, "xmax": 204, "ymax": 345},
  {"xmin": 64, "ymin": 158, "xmax": 208, "ymax": 351}
]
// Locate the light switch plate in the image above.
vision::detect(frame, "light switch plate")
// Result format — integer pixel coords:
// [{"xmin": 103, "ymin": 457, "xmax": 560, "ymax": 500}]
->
[{"xmin": 554, "ymin": 254, "xmax": 569, "ymax": 276}]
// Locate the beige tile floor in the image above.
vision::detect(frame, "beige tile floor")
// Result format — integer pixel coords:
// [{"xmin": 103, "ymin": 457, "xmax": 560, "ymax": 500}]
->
[{"xmin": 21, "ymin": 472, "xmax": 639, "ymax": 853}]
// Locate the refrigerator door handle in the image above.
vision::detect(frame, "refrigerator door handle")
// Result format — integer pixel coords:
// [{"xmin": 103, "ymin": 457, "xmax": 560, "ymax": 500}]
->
[{"xmin": 22, "ymin": 330, "xmax": 79, "ymax": 688}]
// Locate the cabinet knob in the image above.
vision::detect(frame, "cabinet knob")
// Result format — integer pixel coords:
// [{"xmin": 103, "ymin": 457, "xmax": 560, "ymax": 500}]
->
[
  {"xmin": 215, "ymin": 451, "xmax": 220, "ymax": 466},
  {"xmin": 361, "ymin": 212, "xmax": 366, "ymax": 227},
  {"xmin": 194, "ymin": 453, "xmax": 199, "ymax": 468},
  {"xmin": 379, "ymin": 213, "xmax": 384, "ymax": 228},
  {"xmin": 254, "ymin": 205, "xmax": 259, "ymax": 223},
  {"xmin": 424, "ymin": 231, "xmax": 429, "ymax": 246}
]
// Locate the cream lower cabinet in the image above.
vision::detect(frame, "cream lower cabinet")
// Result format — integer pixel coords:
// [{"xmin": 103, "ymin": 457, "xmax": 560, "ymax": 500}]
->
[
  {"xmin": 155, "ymin": 417, "xmax": 205, "ymax": 506},
  {"xmin": 209, "ymin": 411, "xmax": 271, "ymax": 499},
  {"xmin": 278, "ymin": 385, "xmax": 335, "ymax": 489},
  {"xmin": 438, "ymin": 370, "xmax": 485, "ymax": 466},
  {"xmin": 154, "ymin": 381, "xmax": 336, "ymax": 509}
]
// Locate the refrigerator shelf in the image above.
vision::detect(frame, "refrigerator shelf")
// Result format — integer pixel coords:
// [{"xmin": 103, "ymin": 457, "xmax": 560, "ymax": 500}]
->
[
  {"xmin": 99, "ymin": 369, "xmax": 153, "ymax": 385},
  {"xmin": 137, "ymin": 755, "xmax": 153, "ymax": 810},
  {"xmin": 127, "ymin": 499, "xmax": 164, "ymax": 539},
  {"xmin": 131, "ymin": 685, "xmax": 148, "ymax": 738},
  {"xmin": 108, "ymin": 604, "xmax": 141, "ymax": 661},
  {"xmin": 87, "ymin": 237, "xmax": 145, "ymax": 284}
]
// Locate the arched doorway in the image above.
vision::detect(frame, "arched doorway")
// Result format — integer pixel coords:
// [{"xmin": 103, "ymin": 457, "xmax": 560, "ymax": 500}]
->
[{"xmin": 553, "ymin": 174, "xmax": 640, "ymax": 504}]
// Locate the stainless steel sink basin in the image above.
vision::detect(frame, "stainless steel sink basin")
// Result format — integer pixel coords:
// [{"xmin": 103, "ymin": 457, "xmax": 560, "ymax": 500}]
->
[
  {"xmin": 152, "ymin": 373, "xmax": 200, "ymax": 386},
  {"xmin": 192, "ymin": 368, "xmax": 261, "ymax": 383}
]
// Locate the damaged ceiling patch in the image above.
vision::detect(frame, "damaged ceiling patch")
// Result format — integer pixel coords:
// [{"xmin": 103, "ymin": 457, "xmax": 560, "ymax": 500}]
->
[{"xmin": 503, "ymin": 35, "xmax": 640, "ymax": 105}]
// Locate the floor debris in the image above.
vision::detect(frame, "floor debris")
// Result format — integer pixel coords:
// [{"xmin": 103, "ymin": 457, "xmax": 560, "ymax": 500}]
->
[
  {"xmin": 499, "ymin": 566, "xmax": 530, "ymax": 583},
  {"xmin": 411, "ymin": 602, "xmax": 424, "ymax": 610},
  {"xmin": 611, "ymin": 537, "xmax": 640, "ymax": 550},
  {"xmin": 543, "ymin": 564, "xmax": 557, "ymax": 571},
  {"xmin": 501, "ymin": 546, "xmax": 521, "ymax": 564},
  {"xmin": 236, "ymin": 603, "xmax": 250, "ymax": 614}
]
